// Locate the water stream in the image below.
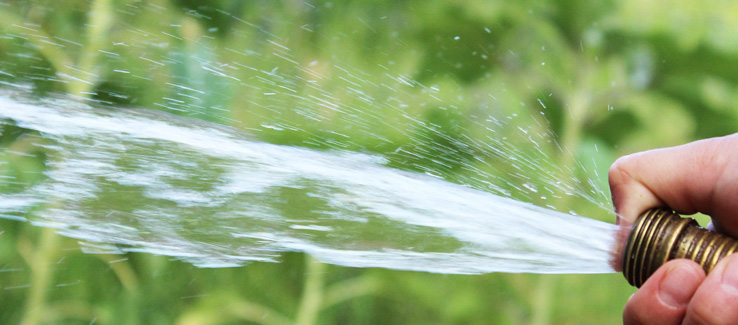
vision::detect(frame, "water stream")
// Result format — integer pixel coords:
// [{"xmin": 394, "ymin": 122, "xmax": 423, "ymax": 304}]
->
[{"xmin": 0, "ymin": 92, "xmax": 617, "ymax": 274}]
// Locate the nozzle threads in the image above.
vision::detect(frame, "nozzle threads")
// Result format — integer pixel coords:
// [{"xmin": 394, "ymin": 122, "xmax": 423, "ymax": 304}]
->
[{"xmin": 622, "ymin": 208, "xmax": 738, "ymax": 287}]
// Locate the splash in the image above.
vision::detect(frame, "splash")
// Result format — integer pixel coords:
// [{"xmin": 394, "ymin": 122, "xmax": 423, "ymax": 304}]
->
[{"xmin": 0, "ymin": 93, "xmax": 617, "ymax": 273}]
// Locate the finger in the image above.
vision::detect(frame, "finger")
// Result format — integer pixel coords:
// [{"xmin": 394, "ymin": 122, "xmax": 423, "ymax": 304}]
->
[
  {"xmin": 608, "ymin": 133, "xmax": 738, "ymax": 236},
  {"xmin": 608, "ymin": 150, "xmax": 664, "ymax": 225},
  {"xmin": 684, "ymin": 254, "xmax": 738, "ymax": 325},
  {"xmin": 623, "ymin": 259, "xmax": 704, "ymax": 325}
]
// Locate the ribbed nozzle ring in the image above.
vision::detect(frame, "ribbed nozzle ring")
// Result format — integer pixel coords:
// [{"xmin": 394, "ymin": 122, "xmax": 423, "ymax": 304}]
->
[{"xmin": 622, "ymin": 208, "xmax": 738, "ymax": 287}]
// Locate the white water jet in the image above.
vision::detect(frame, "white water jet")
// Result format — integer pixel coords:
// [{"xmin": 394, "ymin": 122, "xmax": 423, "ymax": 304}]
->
[{"xmin": 0, "ymin": 93, "xmax": 617, "ymax": 273}]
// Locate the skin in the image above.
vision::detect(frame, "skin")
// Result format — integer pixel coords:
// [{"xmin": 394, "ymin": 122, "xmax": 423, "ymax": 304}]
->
[{"xmin": 609, "ymin": 133, "xmax": 738, "ymax": 324}]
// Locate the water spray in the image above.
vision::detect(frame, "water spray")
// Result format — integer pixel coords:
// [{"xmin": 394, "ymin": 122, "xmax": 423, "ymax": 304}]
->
[{"xmin": 622, "ymin": 208, "xmax": 738, "ymax": 287}]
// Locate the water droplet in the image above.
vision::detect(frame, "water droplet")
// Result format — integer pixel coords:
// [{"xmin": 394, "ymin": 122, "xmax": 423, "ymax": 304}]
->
[
  {"xmin": 537, "ymin": 98, "xmax": 546, "ymax": 109},
  {"xmin": 523, "ymin": 182, "xmax": 538, "ymax": 193},
  {"xmin": 261, "ymin": 123, "xmax": 284, "ymax": 130}
]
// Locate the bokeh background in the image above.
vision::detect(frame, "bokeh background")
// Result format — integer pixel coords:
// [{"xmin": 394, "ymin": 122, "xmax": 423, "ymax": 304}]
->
[{"xmin": 1, "ymin": 0, "xmax": 737, "ymax": 324}]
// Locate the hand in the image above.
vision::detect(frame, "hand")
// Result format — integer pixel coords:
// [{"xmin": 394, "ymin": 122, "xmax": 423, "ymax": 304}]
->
[{"xmin": 609, "ymin": 133, "xmax": 738, "ymax": 324}]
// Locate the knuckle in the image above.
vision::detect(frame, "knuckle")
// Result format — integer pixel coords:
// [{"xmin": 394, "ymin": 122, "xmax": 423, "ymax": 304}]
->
[
  {"xmin": 608, "ymin": 154, "xmax": 637, "ymax": 184},
  {"xmin": 684, "ymin": 291, "xmax": 738, "ymax": 325},
  {"xmin": 685, "ymin": 305, "xmax": 716, "ymax": 325},
  {"xmin": 622, "ymin": 293, "xmax": 651, "ymax": 325}
]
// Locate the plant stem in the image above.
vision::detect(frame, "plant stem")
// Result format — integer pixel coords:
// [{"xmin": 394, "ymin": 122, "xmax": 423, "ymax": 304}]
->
[
  {"xmin": 67, "ymin": 0, "xmax": 114, "ymax": 97},
  {"xmin": 294, "ymin": 255, "xmax": 326, "ymax": 325},
  {"xmin": 20, "ymin": 227, "xmax": 61, "ymax": 325},
  {"xmin": 530, "ymin": 66, "xmax": 591, "ymax": 325},
  {"xmin": 530, "ymin": 274, "xmax": 554, "ymax": 325}
]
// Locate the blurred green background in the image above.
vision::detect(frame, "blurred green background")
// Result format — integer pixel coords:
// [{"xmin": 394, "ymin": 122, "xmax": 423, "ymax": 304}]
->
[{"xmin": 1, "ymin": 0, "xmax": 737, "ymax": 324}]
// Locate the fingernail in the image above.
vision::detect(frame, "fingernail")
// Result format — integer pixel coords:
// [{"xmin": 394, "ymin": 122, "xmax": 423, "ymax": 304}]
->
[
  {"xmin": 721, "ymin": 255, "xmax": 738, "ymax": 296},
  {"xmin": 659, "ymin": 264, "xmax": 701, "ymax": 308}
]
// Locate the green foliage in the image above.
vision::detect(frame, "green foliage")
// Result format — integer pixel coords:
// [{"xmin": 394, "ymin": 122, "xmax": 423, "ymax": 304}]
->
[{"xmin": 1, "ymin": 0, "xmax": 737, "ymax": 324}]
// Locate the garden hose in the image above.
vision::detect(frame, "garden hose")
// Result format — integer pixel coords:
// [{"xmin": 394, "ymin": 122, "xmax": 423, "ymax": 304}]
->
[{"xmin": 622, "ymin": 208, "xmax": 738, "ymax": 287}]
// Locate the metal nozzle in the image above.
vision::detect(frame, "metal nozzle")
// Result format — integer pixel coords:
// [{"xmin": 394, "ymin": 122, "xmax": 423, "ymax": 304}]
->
[{"xmin": 622, "ymin": 208, "xmax": 738, "ymax": 287}]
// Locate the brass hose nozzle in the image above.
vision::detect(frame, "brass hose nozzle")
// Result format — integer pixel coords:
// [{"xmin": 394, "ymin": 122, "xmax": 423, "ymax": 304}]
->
[{"xmin": 622, "ymin": 208, "xmax": 738, "ymax": 287}]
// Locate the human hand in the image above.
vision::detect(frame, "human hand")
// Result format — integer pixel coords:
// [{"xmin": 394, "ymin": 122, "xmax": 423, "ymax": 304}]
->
[{"xmin": 609, "ymin": 133, "xmax": 738, "ymax": 324}]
